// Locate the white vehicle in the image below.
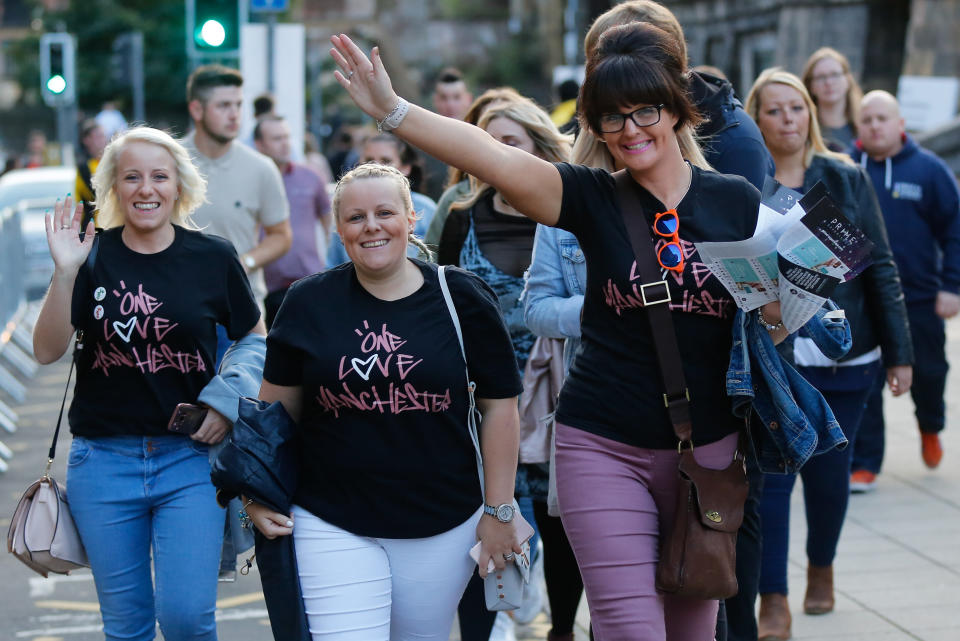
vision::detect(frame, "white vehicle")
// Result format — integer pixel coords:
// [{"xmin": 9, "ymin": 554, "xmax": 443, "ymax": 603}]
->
[
  {"xmin": 0, "ymin": 166, "xmax": 75, "ymax": 211},
  {"xmin": 0, "ymin": 167, "xmax": 75, "ymax": 300}
]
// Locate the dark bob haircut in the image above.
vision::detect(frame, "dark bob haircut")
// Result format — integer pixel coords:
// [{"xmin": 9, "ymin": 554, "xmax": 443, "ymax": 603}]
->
[{"xmin": 579, "ymin": 22, "xmax": 701, "ymax": 137}]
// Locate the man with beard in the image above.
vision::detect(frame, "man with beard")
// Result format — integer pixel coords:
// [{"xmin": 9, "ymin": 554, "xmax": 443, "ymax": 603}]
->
[{"xmin": 182, "ymin": 65, "xmax": 291, "ymax": 317}]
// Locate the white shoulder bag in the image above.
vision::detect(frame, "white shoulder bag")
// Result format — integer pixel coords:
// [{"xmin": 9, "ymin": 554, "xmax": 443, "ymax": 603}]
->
[{"xmin": 437, "ymin": 265, "xmax": 532, "ymax": 611}]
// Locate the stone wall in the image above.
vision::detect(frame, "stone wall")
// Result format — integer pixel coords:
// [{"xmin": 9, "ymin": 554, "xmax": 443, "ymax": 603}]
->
[
  {"xmin": 665, "ymin": 0, "xmax": 908, "ymax": 95},
  {"xmin": 902, "ymin": 0, "xmax": 960, "ymax": 77},
  {"xmin": 916, "ymin": 116, "xmax": 960, "ymax": 177}
]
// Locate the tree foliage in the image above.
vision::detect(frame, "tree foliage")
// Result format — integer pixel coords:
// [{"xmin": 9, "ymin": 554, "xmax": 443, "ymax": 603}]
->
[{"xmin": 13, "ymin": 0, "xmax": 191, "ymax": 127}]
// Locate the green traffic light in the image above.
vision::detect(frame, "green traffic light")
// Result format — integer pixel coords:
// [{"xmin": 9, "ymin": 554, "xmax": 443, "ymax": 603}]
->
[
  {"xmin": 198, "ymin": 19, "xmax": 226, "ymax": 47},
  {"xmin": 46, "ymin": 74, "xmax": 66, "ymax": 94}
]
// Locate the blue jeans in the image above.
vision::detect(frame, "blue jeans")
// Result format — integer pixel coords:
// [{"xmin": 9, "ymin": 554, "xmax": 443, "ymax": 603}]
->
[
  {"xmin": 851, "ymin": 367, "xmax": 888, "ymax": 473},
  {"xmin": 759, "ymin": 362, "xmax": 879, "ymax": 594},
  {"xmin": 66, "ymin": 435, "xmax": 224, "ymax": 641}
]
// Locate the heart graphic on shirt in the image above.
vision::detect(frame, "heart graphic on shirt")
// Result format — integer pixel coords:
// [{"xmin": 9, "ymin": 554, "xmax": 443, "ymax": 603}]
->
[
  {"xmin": 351, "ymin": 354, "xmax": 379, "ymax": 381},
  {"xmin": 112, "ymin": 316, "xmax": 138, "ymax": 343}
]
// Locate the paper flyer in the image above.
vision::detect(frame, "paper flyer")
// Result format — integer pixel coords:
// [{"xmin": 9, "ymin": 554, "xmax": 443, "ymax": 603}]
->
[{"xmin": 695, "ymin": 179, "xmax": 872, "ymax": 331}]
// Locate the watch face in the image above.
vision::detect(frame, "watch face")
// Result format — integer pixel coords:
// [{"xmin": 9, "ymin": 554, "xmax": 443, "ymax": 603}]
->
[{"xmin": 496, "ymin": 504, "xmax": 515, "ymax": 522}]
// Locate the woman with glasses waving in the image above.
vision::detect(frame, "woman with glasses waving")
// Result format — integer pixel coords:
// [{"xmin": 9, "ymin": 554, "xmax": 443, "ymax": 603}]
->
[
  {"xmin": 802, "ymin": 47, "xmax": 863, "ymax": 152},
  {"xmin": 330, "ymin": 22, "xmax": 783, "ymax": 640}
]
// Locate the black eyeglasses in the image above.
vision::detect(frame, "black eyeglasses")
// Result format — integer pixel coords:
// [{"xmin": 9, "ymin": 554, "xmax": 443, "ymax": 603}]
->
[{"xmin": 598, "ymin": 104, "xmax": 665, "ymax": 133}]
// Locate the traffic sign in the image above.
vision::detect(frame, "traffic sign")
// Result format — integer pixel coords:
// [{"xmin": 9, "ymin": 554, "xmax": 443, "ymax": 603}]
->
[{"xmin": 250, "ymin": 0, "xmax": 288, "ymax": 12}]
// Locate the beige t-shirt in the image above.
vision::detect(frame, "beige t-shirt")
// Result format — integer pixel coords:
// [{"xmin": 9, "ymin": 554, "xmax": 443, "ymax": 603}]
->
[{"xmin": 181, "ymin": 132, "xmax": 290, "ymax": 303}]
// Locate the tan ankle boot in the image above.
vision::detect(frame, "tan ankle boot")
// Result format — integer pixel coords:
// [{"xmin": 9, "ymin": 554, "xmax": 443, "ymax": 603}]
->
[
  {"xmin": 804, "ymin": 564, "xmax": 835, "ymax": 614},
  {"xmin": 758, "ymin": 592, "xmax": 792, "ymax": 641}
]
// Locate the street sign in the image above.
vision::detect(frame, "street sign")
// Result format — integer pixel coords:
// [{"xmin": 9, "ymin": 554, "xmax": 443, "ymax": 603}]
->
[{"xmin": 250, "ymin": 0, "xmax": 288, "ymax": 12}]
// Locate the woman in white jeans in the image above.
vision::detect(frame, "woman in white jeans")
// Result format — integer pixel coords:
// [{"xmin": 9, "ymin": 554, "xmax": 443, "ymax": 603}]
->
[{"xmin": 245, "ymin": 163, "xmax": 524, "ymax": 641}]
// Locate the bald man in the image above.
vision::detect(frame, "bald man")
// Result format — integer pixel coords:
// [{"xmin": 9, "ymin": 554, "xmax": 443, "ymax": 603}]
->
[{"xmin": 850, "ymin": 90, "xmax": 960, "ymax": 485}]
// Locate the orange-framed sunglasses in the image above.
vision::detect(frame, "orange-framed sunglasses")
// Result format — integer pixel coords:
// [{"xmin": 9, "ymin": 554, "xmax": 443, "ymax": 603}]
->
[{"xmin": 654, "ymin": 209, "xmax": 685, "ymax": 272}]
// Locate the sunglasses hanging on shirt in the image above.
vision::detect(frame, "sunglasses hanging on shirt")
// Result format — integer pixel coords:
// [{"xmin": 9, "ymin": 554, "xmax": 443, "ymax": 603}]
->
[{"xmin": 653, "ymin": 209, "xmax": 685, "ymax": 272}]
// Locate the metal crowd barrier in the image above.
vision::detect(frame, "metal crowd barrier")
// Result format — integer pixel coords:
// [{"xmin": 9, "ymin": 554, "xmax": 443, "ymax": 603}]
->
[{"xmin": 0, "ymin": 204, "xmax": 40, "ymax": 473}]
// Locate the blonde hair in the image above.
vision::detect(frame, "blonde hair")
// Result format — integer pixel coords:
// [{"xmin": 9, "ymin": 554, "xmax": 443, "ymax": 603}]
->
[
  {"xmin": 575, "ymin": 2, "xmax": 709, "ymax": 171},
  {"xmin": 801, "ymin": 47, "xmax": 863, "ymax": 135},
  {"xmin": 447, "ymin": 87, "xmax": 528, "ymax": 189},
  {"xmin": 452, "ymin": 100, "xmax": 573, "ymax": 212},
  {"xmin": 744, "ymin": 67, "xmax": 853, "ymax": 168},
  {"xmin": 584, "ymin": 0, "xmax": 686, "ymax": 65},
  {"xmin": 332, "ymin": 163, "xmax": 433, "ymax": 261},
  {"xmin": 93, "ymin": 126, "xmax": 206, "ymax": 229}
]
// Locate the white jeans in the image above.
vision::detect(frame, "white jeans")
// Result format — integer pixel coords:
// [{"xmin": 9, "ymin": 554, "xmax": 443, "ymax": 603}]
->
[{"xmin": 291, "ymin": 505, "xmax": 481, "ymax": 641}]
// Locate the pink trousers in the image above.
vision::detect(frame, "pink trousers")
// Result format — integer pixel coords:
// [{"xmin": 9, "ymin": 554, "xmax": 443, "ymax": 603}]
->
[{"xmin": 555, "ymin": 423, "xmax": 738, "ymax": 641}]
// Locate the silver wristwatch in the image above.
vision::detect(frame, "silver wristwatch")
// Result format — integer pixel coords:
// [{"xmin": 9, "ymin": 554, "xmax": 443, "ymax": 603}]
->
[{"xmin": 483, "ymin": 502, "xmax": 516, "ymax": 523}]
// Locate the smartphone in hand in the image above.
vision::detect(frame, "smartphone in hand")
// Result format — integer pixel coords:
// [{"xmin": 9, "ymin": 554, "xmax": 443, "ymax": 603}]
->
[{"xmin": 167, "ymin": 403, "xmax": 208, "ymax": 435}]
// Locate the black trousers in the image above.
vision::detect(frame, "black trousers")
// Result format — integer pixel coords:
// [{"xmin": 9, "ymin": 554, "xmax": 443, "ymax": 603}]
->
[{"xmin": 722, "ymin": 450, "xmax": 764, "ymax": 641}]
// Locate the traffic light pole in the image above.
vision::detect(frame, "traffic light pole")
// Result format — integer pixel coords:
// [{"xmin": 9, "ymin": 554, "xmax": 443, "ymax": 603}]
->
[
  {"xmin": 40, "ymin": 32, "xmax": 77, "ymax": 165},
  {"xmin": 130, "ymin": 32, "xmax": 145, "ymax": 124},
  {"xmin": 266, "ymin": 12, "xmax": 276, "ymax": 93},
  {"xmin": 56, "ymin": 102, "xmax": 77, "ymax": 166}
]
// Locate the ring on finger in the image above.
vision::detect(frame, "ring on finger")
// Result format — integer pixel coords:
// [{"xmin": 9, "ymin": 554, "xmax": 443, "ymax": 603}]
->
[
  {"xmin": 346, "ymin": 70, "xmax": 355, "ymax": 80},
  {"xmin": 503, "ymin": 552, "xmax": 515, "ymax": 561},
  {"xmin": 60, "ymin": 225, "xmax": 71, "ymax": 230}
]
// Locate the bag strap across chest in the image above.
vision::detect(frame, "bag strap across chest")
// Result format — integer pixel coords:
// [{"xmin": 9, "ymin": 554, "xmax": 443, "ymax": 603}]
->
[{"xmin": 612, "ymin": 170, "xmax": 693, "ymax": 443}]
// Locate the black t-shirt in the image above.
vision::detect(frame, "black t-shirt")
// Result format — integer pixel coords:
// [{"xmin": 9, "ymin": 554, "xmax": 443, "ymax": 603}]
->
[
  {"xmin": 554, "ymin": 163, "xmax": 760, "ymax": 448},
  {"xmin": 263, "ymin": 260, "xmax": 522, "ymax": 538},
  {"xmin": 474, "ymin": 192, "xmax": 539, "ymax": 278},
  {"xmin": 69, "ymin": 226, "xmax": 261, "ymax": 437}
]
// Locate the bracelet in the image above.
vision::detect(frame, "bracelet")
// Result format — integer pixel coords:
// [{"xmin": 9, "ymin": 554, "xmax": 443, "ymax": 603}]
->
[
  {"xmin": 377, "ymin": 97, "xmax": 409, "ymax": 132},
  {"xmin": 238, "ymin": 498, "xmax": 254, "ymax": 530},
  {"xmin": 757, "ymin": 307, "xmax": 784, "ymax": 331}
]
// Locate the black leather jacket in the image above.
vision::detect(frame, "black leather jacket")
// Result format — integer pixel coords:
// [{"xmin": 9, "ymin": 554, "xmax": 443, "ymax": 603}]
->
[
  {"xmin": 211, "ymin": 398, "xmax": 310, "ymax": 641},
  {"xmin": 803, "ymin": 155, "xmax": 914, "ymax": 367}
]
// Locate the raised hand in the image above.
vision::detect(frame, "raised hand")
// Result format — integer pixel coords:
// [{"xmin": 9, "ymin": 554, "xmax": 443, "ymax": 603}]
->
[
  {"xmin": 329, "ymin": 34, "xmax": 400, "ymax": 122},
  {"xmin": 44, "ymin": 195, "xmax": 95, "ymax": 275}
]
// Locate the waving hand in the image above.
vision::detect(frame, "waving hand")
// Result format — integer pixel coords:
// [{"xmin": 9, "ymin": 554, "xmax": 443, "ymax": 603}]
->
[
  {"xmin": 330, "ymin": 34, "xmax": 400, "ymax": 123},
  {"xmin": 45, "ymin": 195, "xmax": 96, "ymax": 274}
]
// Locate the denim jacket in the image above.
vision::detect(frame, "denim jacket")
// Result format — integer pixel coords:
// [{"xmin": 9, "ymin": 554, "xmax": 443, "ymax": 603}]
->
[
  {"xmin": 727, "ymin": 303, "xmax": 852, "ymax": 474},
  {"xmin": 522, "ymin": 224, "xmax": 586, "ymax": 373},
  {"xmin": 198, "ymin": 333, "xmax": 266, "ymax": 563}
]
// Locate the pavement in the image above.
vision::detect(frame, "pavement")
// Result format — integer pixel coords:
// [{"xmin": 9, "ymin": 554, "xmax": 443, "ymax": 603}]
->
[{"xmin": 1, "ymin": 318, "xmax": 958, "ymax": 641}]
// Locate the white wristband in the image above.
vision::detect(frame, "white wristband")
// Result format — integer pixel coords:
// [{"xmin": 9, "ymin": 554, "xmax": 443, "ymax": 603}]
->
[{"xmin": 377, "ymin": 98, "xmax": 409, "ymax": 132}]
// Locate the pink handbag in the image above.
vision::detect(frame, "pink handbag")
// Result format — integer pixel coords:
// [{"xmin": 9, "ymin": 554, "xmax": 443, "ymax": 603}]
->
[{"xmin": 7, "ymin": 331, "xmax": 89, "ymax": 577}]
